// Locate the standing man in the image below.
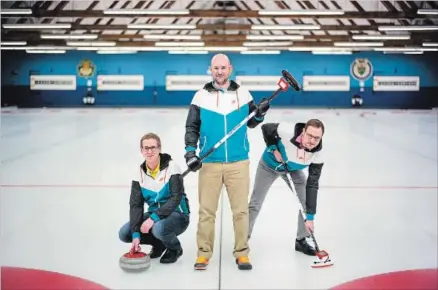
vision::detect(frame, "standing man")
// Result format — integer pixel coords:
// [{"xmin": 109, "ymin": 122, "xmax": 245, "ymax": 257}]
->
[
  {"xmin": 118, "ymin": 133, "xmax": 190, "ymax": 264},
  {"xmin": 248, "ymin": 119, "xmax": 325, "ymax": 256},
  {"xmin": 184, "ymin": 53, "xmax": 270, "ymax": 270}
]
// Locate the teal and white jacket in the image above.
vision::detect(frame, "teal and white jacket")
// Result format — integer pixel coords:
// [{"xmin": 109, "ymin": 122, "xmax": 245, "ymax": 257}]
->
[
  {"xmin": 184, "ymin": 80, "xmax": 264, "ymax": 163},
  {"xmin": 261, "ymin": 122, "xmax": 324, "ymax": 221},
  {"xmin": 129, "ymin": 153, "xmax": 190, "ymax": 240}
]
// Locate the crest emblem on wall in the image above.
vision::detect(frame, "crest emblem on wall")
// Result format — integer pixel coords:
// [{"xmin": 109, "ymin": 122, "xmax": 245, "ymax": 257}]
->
[
  {"xmin": 350, "ymin": 58, "xmax": 373, "ymax": 81},
  {"xmin": 77, "ymin": 59, "xmax": 95, "ymax": 78}
]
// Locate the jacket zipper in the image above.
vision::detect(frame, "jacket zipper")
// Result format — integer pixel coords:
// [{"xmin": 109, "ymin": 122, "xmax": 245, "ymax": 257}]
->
[
  {"xmin": 200, "ymin": 136, "xmax": 206, "ymax": 152},
  {"xmin": 224, "ymin": 114, "xmax": 228, "ymax": 162}
]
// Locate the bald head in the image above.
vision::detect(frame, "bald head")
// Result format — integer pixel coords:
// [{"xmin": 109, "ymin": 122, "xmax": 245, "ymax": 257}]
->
[
  {"xmin": 210, "ymin": 53, "xmax": 232, "ymax": 87},
  {"xmin": 211, "ymin": 53, "xmax": 231, "ymax": 67}
]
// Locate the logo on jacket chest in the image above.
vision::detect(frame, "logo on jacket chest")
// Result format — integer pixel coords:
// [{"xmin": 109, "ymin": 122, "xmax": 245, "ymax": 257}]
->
[
  {"xmin": 216, "ymin": 93, "xmax": 238, "ymax": 107},
  {"xmin": 297, "ymin": 149, "xmax": 306, "ymax": 160},
  {"xmin": 154, "ymin": 173, "xmax": 167, "ymax": 184},
  {"xmin": 202, "ymin": 91, "xmax": 244, "ymax": 115}
]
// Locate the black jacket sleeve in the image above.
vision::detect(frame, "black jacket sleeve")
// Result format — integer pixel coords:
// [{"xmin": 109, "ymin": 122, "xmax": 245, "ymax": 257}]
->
[
  {"xmin": 306, "ymin": 162, "xmax": 324, "ymax": 216},
  {"xmin": 150, "ymin": 174, "xmax": 184, "ymax": 221},
  {"xmin": 247, "ymin": 100, "xmax": 264, "ymax": 128},
  {"xmin": 129, "ymin": 180, "xmax": 144, "ymax": 236},
  {"xmin": 185, "ymin": 104, "xmax": 201, "ymax": 151},
  {"xmin": 261, "ymin": 122, "xmax": 281, "ymax": 147}
]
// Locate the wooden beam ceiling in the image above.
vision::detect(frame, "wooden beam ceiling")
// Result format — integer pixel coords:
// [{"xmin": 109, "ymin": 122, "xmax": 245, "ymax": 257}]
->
[
  {"xmin": 1, "ymin": 0, "xmax": 438, "ymax": 51},
  {"xmin": 0, "ymin": 23, "xmax": 420, "ymax": 30},
  {"xmin": 6, "ymin": 9, "xmax": 432, "ymax": 19}
]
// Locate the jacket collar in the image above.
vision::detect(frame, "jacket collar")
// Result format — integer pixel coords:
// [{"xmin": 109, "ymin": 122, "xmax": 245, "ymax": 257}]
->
[
  {"xmin": 203, "ymin": 80, "xmax": 240, "ymax": 92},
  {"xmin": 140, "ymin": 153, "xmax": 172, "ymax": 173}
]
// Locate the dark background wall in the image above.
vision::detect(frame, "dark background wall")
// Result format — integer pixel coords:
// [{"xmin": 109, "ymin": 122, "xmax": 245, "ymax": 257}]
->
[{"xmin": 2, "ymin": 50, "xmax": 437, "ymax": 109}]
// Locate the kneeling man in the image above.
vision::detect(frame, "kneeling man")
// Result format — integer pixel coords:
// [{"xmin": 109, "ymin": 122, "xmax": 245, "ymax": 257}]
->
[{"xmin": 119, "ymin": 133, "xmax": 190, "ymax": 264}]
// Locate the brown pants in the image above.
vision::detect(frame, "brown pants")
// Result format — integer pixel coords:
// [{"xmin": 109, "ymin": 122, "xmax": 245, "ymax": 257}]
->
[{"xmin": 197, "ymin": 159, "xmax": 250, "ymax": 259}]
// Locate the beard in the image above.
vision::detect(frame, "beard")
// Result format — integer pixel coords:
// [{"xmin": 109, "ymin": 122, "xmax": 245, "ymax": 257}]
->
[{"xmin": 213, "ymin": 75, "xmax": 229, "ymax": 86}]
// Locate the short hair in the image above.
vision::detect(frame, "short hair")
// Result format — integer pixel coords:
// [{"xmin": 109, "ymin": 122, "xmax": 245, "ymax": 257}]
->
[
  {"xmin": 140, "ymin": 132, "xmax": 161, "ymax": 148},
  {"xmin": 305, "ymin": 119, "xmax": 325, "ymax": 135}
]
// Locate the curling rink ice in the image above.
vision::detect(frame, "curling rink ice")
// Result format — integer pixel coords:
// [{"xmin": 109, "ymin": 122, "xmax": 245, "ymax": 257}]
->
[{"xmin": 1, "ymin": 107, "xmax": 437, "ymax": 290}]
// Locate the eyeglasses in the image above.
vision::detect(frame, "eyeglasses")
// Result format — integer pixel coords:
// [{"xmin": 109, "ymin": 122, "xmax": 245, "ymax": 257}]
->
[
  {"xmin": 304, "ymin": 131, "xmax": 321, "ymax": 142},
  {"xmin": 142, "ymin": 146, "xmax": 159, "ymax": 152}
]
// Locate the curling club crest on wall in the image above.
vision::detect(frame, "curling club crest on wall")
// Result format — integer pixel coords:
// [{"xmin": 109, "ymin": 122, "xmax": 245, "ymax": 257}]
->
[
  {"xmin": 350, "ymin": 58, "xmax": 373, "ymax": 81},
  {"xmin": 77, "ymin": 59, "xmax": 95, "ymax": 78}
]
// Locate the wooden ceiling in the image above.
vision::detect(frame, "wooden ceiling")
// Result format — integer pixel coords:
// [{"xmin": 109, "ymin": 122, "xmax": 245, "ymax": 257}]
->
[{"xmin": 1, "ymin": 0, "xmax": 438, "ymax": 53}]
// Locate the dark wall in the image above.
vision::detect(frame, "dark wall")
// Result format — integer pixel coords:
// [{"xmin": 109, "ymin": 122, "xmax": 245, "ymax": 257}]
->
[{"xmin": 2, "ymin": 50, "xmax": 437, "ymax": 109}]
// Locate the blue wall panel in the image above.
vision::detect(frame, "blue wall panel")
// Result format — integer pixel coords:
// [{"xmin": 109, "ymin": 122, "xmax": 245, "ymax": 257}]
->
[{"xmin": 2, "ymin": 50, "xmax": 437, "ymax": 109}]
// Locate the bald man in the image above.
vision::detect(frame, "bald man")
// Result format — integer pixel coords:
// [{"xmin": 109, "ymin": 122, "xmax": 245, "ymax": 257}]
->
[{"xmin": 184, "ymin": 53, "xmax": 270, "ymax": 270}]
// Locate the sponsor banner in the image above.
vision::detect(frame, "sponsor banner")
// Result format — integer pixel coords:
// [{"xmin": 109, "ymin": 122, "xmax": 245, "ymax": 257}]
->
[
  {"xmin": 373, "ymin": 76, "xmax": 420, "ymax": 91},
  {"xmin": 235, "ymin": 76, "xmax": 280, "ymax": 91},
  {"xmin": 303, "ymin": 75, "xmax": 350, "ymax": 91},
  {"xmin": 97, "ymin": 75, "xmax": 144, "ymax": 91},
  {"xmin": 166, "ymin": 75, "xmax": 212, "ymax": 91},
  {"xmin": 30, "ymin": 75, "xmax": 76, "ymax": 90}
]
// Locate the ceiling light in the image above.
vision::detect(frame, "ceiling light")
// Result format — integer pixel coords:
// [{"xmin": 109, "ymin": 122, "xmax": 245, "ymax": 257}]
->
[
  {"xmin": 75, "ymin": 46, "xmax": 145, "ymax": 51},
  {"xmin": 258, "ymin": 10, "xmax": 344, "ymax": 15},
  {"xmin": 26, "ymin": 50, "xmax": 66, "ymax": 54},
  {"xmin": 1, "ymin": 41, "xmax": 27, "ymax": 45},
  {"xmin": 419, "ymin": 48, "xmax": 438, "ymax": 51},
  {"xmin": 41, "ymin": 34, "xmax": 98, "ymax": 40},
  {"xmin": 144, "ymin": 35, "xmax": 201, "ymax": 40},
  {"xmin": 241, "ymin": 50, "xmax": 281, "ymax": 54},
  {"xmin": 243, "ymin": 41, "xmax": 292, "ymax": 46},
  {"xmin": 3, "ymin": 24, "xmax": 71, "ymax": 29},
  {"xmin": 288, "ymin": 46, "xmax": 354, "ymax": 51},
  {"xmin": 383, "ymin": 51, "xmax": 423, "ymax": 54},
  {"xmin": 168, "ymin": 51, "xmax": 209, "ymax": 54},
  {"xmin": 251, "ymin": 24, "xmax": 320, "ymax": 30},
  {"xmin": 155, "ymin": 41, "xmax": 205, "ymax": 47},
  {"xmin": 128, "ymin": 24, "xmax": 196, "ymax": 29},
  {"xmin": 288, "ymin": 47, "xmax": 329, "ymax": 51},
  {"xmin": 1, "ymin": 46, "xmax": 71, "ymax": 50},
  {"xmin": 417, "ymin": 9, "xmax": 438, "ymax": 15},
  {"xmin": 177, "ymin": 46, "xmax": 247, "ymax": 52},
  {"xmin": 204, "ymin": 46, "xmax": 247, "ymax": 51},
  {"xmin": 0, "ymin": 9, "xmax": 32, "ymax": 15},
  {"xmin": 97, "ymin": 50, "xmax": 137, "ymax": 54},
  {"xmin": 378, "ymin": 25, "xmax": 438, "ymax": 31},
  {"xmin": 0, "ymin": 46, "xmax": 24, "ymax": 50},
  {"xmin": 79, "ymin": 47, "xmax": 178, "ymax": 52},
  {"xmin": 334, "ymin": 42, "xmax": 384, "ymax": 47},
  {"xmin": 422, "ymin": 42, "xmax": 438, "ymax": 47},
  {"xmin": 246, "ymin": 35, "xmax": 304, "ymax": 40},
  {"xmin": 374, "ymin": 47, "xmax": 438, "ymax": 52},
  {"xmin": 103, "ymin": 9, "xmax": 189, "ymax": 15},
  {"xmin": 312, "ymin": 51, "xmax": 352, "ymax": 55},
  {"xmin": 352, "ymin": 35, "xmax": 410, "ymax": 40},
  {"xmin": 374, "ymin": 47, "xmax": 416, "ymax": 52},
  {"xmin": 67, "ymin": 41, "xmax": 116, "ymax": 46}
]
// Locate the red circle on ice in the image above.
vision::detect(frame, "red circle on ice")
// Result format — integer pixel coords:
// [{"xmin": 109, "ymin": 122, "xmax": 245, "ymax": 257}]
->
[
  {"xmin": 330, "ymin": 268, "xmax": 438, "ymax": 290},
  {"xmin": 1, "ymin": 266, "xmax": 109, "ymax": 290}
]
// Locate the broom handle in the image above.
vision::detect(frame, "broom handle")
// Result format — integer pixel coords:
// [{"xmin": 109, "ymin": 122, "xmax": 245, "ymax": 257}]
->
[{"xmin": 276, "ymin": 146, "xmax": 321, "ymax": 252}]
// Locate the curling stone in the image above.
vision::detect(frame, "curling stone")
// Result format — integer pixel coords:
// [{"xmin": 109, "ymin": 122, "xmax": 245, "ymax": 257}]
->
[{"xmin": 119, "ymin": 247, "xmax": 151, "ymax": 271}]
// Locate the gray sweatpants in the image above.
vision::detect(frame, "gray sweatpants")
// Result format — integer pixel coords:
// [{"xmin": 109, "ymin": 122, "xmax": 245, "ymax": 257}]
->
[{"xmin": 248, "ymin": 159, "xmax": 309, "ymax": 240}]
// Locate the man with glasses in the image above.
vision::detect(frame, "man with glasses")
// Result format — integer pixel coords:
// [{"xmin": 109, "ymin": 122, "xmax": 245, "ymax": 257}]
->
[
  {"xmin": 118, "ymin": 133, "xmax": 190, "ymax": 264},
  {"xmin": 247, "ymin": 119, "xmax": 325, "ymax": 256}
]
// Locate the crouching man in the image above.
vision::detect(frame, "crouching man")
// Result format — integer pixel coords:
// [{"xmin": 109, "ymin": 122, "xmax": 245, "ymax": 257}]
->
[{"xmin": 118, "ymin": 133, "xmax": 190, "ymax": 264}]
